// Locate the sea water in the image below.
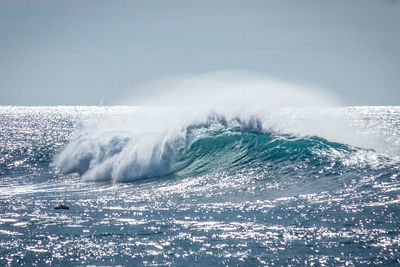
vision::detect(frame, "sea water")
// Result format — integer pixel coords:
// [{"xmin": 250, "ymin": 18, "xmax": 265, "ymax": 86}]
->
[{"xmin": 0, "ymin": 105, "xmax": 400, "ymax": 266}]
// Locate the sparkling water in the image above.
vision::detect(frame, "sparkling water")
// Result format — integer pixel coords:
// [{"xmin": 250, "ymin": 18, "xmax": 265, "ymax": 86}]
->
[{"xmin": 1, "ymin": 106, "xmax": 399, "ymax": 266}]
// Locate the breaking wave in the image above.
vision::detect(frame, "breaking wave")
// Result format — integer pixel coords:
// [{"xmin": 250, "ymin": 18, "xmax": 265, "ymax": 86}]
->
[
  {"xmin": 53, "ymin": 71, "xmax": 400, "ymax": 182},
  {"xmin": 54, "ymin": 113, "xmax": 395, "ymax": 182}
]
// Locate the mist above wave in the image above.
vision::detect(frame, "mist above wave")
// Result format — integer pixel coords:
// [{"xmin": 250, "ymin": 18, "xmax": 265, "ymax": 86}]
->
[{"xmin": 120, "ymin": 70, "xmax": 339, "ymax": 108}]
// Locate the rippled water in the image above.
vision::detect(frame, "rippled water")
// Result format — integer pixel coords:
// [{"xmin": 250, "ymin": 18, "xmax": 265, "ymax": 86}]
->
[{"xmin": 1, "ymin": 106, "xmax": 400, "ymax": 266}]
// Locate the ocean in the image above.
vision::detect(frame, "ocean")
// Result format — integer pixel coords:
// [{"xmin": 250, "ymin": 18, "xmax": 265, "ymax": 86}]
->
[{"xmin": 1, "ymin": 105, "xmax": 399, "ymax": 266}]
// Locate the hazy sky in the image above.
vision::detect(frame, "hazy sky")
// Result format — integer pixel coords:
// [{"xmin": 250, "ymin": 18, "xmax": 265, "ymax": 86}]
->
[{"xmin": 0, "ymin": 0, "xmax": 399, "ymax": 106}]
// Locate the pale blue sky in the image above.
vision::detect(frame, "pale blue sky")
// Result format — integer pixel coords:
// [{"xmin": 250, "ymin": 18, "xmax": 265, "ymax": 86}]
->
[{"xmin": 0, "ymin": 0, "xmax": 399, "ymax": 105}]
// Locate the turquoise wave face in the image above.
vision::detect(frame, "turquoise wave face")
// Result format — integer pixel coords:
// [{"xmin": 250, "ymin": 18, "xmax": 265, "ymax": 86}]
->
[{"xmin": 179, "ymin": 129, "xmax": 344, "ymax": 175}]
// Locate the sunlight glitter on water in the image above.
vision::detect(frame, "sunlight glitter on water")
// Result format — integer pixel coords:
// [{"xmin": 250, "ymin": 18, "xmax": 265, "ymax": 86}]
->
[{"xmin": 1, "ymin": 106, "xmax": 400, "ymax": 265}]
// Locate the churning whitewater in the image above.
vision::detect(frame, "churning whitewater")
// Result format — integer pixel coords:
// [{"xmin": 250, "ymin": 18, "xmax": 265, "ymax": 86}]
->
[{"xmin": 1, "ymin": 73, "xmax": 400, "ymax": 265}]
